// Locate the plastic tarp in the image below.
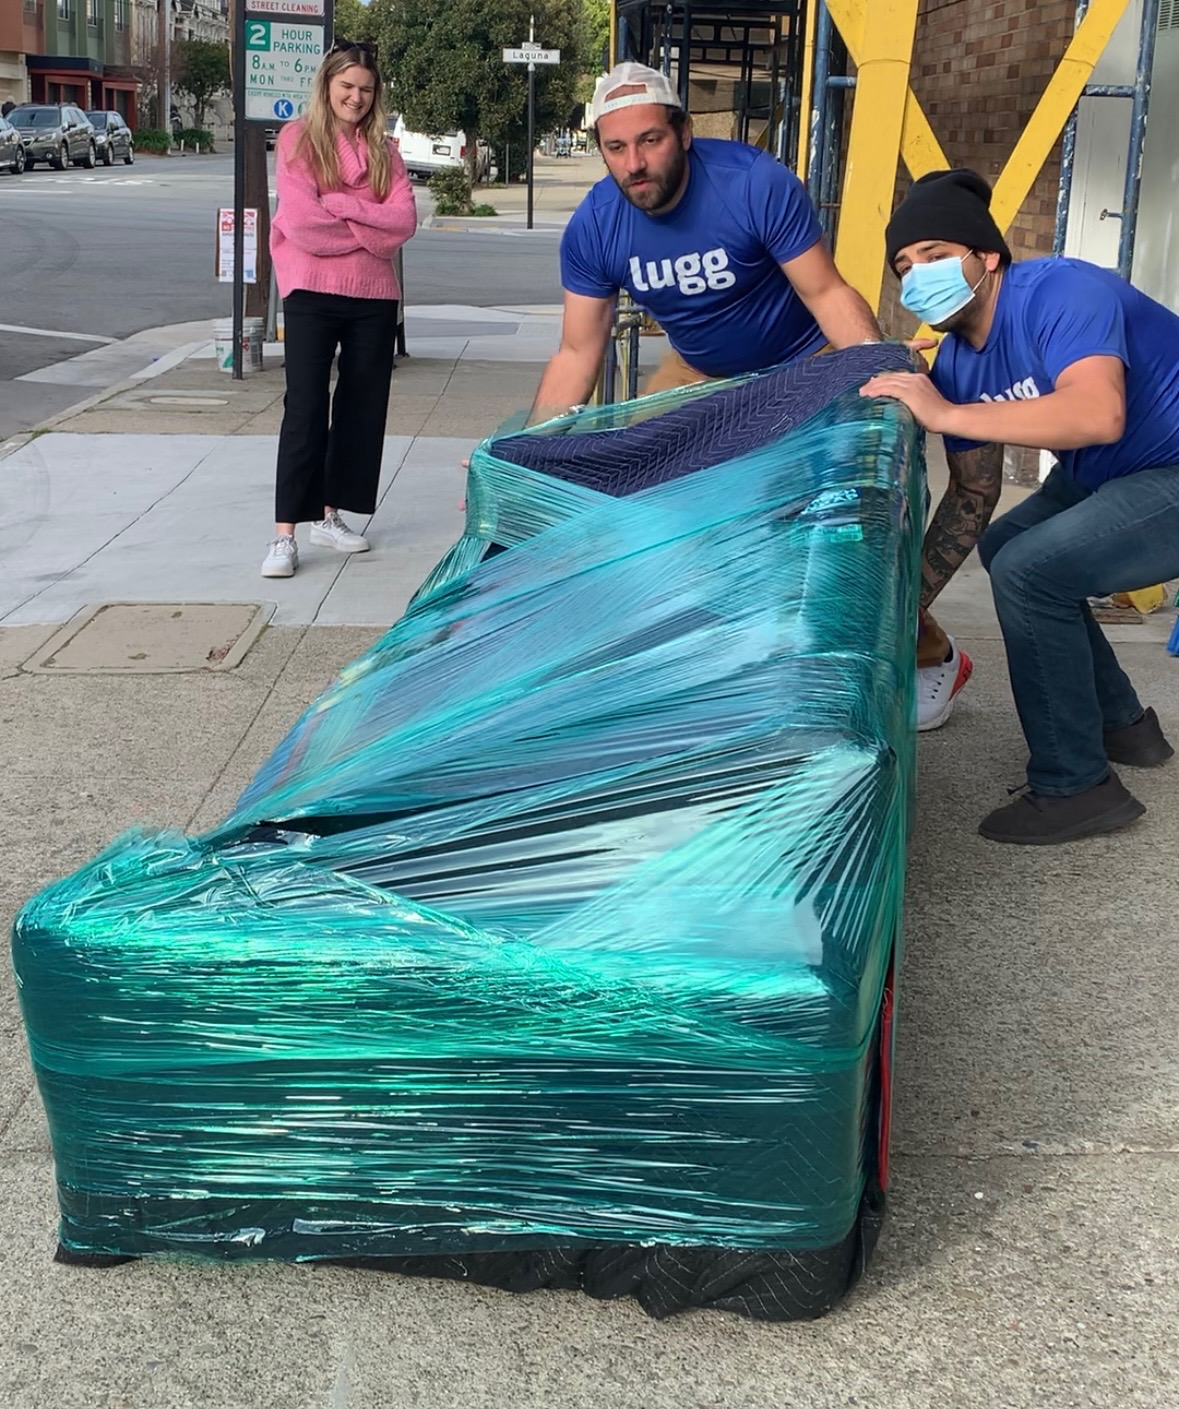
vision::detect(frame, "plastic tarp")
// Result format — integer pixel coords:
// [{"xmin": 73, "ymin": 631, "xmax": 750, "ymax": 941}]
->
[{"xmin": 13, "ymin": 344, "xmax": 923, "ymax": 1318}]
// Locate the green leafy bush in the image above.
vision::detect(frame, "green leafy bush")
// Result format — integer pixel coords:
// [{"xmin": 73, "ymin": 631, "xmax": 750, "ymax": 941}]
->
[
  {"xmin": 428, "ymin": 167, "xmax": 473, "ymax": 216},
  {"xmin": 471, "ymin": 202, "xmax": 498, "ymax": 218},
  {"xmin": 134, "ymin": 129, "xmax": 172, "ymax": 154},
  {"xmin": 176, "ymin": 127, "xmax": 215, "ymax": 151}
]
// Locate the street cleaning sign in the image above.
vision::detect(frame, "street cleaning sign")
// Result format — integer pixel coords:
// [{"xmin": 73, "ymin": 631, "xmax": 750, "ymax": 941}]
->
[
  {"xmin": 244, "ymin": 19, "xmax": 324, "ymax": 121},
  {"xmin": 246, "ymin": 0, "xmax": 324, "ymax": 12}
]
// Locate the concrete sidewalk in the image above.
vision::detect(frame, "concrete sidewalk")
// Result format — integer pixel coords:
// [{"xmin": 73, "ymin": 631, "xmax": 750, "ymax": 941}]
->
[
  {"xmin": 450, "ymin": 151, "xmax": 604, "ymax": 229},
  {"xmin": 416, "ymin": 152, "xmax": 601, "ymax": 235},
  {"xmin": 1, "ymin": 319, "xmax": 1177, "ymax": 1409}
]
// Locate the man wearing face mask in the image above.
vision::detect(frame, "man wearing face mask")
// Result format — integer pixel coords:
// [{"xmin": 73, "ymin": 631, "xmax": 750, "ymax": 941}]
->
[{"xmin": 862, "ymin": 168, "xmax": 1179, "ymax": 845}]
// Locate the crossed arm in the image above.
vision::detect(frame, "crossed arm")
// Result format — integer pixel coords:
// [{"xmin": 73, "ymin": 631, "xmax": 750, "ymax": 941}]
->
[
  {"xmin": 321, "ymin": 180, "xmax": 418, "ymax": 260},
  {"xmin": 275, "ymin": 137, "xmax": 418, "ymax": 260},
  {"xmin": 275, "ymin": 149, "xmax": 366, "ymax": 256}
]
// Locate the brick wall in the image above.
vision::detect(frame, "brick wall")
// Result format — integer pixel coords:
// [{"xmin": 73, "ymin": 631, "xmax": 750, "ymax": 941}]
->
[{"xmin": 876, "ymin": 0, "xmax": 1077, "ymax": 342}]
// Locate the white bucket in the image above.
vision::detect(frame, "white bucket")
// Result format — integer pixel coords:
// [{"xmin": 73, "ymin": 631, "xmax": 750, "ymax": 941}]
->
[{"xmin": 214, "ymin": 317, "xmax": 265, "ymax": 374}]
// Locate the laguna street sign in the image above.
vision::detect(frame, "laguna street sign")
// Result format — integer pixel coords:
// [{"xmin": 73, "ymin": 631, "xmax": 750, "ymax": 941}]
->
[{"xmin": 503, "ymin": 47, "xmax": 560, "ymax": 64}]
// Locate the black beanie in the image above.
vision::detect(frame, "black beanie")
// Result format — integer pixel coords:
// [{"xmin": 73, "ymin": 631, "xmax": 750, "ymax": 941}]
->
[{"xmin": 885, "ymin": 169, "xmax": 1012, "ymax": 271}]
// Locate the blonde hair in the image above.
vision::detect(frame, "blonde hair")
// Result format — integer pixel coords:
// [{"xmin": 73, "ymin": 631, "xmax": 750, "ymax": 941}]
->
[{"xmin": 294, "ymin": 44, "xmax": 391, "ymax": 200}]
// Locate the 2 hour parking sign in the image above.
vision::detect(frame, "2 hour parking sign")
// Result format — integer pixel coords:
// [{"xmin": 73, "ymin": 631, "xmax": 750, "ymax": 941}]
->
[{"xmin": 243, "ymin": 19, "xmax": 324, "ymax": 121}]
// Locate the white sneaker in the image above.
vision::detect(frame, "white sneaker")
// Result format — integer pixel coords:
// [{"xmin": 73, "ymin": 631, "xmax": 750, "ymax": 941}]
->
[
  {"xmin": 310, "ymin": 511, "xmax": 370, "ymax": 553},
  {"xmin": 917, "ymin": 639, "xmax": 974, "ymax": 732},
  {"xmin": 261, "ymin": 534, "xmax": 298, "ymax": 578}
]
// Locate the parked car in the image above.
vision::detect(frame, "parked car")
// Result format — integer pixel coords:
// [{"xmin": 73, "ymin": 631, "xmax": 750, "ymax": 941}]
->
[
  {"xmin": 8, "ymin": 104, "xmax": 96, "ymax": 170},
  {"xmin": 85, "ymin": 110, "xmax": 134, "ymax": 166},
  {"xmin": 391, "ymin": 115, "xmax": 493, "ymax": 183},
  {"xmin": 0, "ymin": 114, "xmax": 25, "ymax": 175}
]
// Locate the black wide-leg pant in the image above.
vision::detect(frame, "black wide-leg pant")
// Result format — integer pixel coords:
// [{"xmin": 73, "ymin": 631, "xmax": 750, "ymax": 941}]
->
[{"xmin": 274, "ymin": 289, "xmax": 400, "ymax": 524}]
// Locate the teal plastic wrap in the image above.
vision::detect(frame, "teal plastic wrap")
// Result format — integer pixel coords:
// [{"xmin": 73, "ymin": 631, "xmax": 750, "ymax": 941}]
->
[{"xmin": 13, "ymin": 350, "xmax": 923, "ymax": 1297}]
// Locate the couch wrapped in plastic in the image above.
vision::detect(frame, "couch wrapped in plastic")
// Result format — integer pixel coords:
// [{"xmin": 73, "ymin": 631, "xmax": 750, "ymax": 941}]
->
[{"xmin": 13, "ymin": 344, "xmax": 923, "ymax": 1321}]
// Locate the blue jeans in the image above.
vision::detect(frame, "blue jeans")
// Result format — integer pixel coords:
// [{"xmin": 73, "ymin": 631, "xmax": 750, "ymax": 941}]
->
[{"xmin": 978, "ymin": 465, "xmax": 1179, "ymax": 796}]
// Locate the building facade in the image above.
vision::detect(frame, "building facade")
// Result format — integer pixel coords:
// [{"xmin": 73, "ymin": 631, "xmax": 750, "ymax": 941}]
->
[{"xmin": 0, "ymin": 0, "xmax": 227, "ymax": 127}]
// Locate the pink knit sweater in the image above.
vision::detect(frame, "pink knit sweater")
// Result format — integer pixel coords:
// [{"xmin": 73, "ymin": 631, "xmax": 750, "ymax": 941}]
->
[{"xmin": 270, "ymin": 121, "xmax": 418, "ymax": 301}]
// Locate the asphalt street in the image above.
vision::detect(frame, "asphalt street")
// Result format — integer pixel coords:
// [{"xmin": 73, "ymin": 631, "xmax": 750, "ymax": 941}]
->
[{"xmin": 0, "ymin": 153, "xmax": 564, "ymax": 441}]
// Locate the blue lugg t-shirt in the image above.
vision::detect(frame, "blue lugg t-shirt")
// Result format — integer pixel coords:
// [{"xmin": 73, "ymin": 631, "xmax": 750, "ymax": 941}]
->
[
  {"xmin": 560, "ymin": 139, "xmax": 826, "ymax": 377},
  {"xmin": 930, "ymin": 257, "xmax": 1179, "ymax": 487}
]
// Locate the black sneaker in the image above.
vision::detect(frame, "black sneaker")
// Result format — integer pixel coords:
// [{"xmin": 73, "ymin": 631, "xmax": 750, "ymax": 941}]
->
[
  {"xmin": 1104, "ymin": 707, "xmax": 1174, "ymax": 768},
  {"xmin": 978, "ymin": 772, "xmax": 1145, "ymax": 846}
]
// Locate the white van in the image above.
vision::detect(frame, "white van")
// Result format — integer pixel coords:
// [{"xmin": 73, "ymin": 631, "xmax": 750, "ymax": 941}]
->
[{"xmin": 391, "ymin": 114, "xmax": 493, "ymax": 183}]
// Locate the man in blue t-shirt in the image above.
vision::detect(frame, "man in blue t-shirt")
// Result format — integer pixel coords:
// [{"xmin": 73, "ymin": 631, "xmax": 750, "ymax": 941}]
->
[
  {"xmin": 862, "ymin": 168, "xmax": 1179, "ymax": 846},
  {"xmin": 529, "ymin": 62, "xmax": 882, "ymax": 424}
]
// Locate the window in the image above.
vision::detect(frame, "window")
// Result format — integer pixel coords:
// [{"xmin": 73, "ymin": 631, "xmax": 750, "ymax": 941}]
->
[
  {"xmin": 114, "ymin": 0, "xmax": 127, "ymax": 27},
  {"xmin": 86, "ymin": 0, "xmax": 99, "ymax": 24},
  {"xmin": 57, "ymin": 0, "xmax": 71, "ymax": 18}
]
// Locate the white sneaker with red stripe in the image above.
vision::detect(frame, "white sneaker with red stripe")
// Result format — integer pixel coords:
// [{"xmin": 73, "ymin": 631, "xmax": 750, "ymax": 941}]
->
[{"xmin": 917, "ymin": 639, "xmax": 974, "ymax": 732}]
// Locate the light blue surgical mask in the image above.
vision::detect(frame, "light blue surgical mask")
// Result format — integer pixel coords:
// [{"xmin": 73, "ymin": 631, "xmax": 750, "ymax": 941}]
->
[{"xmin": 899, "ymin": 255, "xmax": 986, "ymax": 326}]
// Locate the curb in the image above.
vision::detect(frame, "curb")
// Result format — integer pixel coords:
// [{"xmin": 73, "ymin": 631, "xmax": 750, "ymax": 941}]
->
[
  {"xmin": 0, "ymin": 383, "xmax": 133, "ymax": 464},
  {"xmin": 423, "ymin": 217, "xmax": 572, "ymax": 234},
  {"xmin": 0, "ymin": 325, "xmax": 219, "ymax": 464}
]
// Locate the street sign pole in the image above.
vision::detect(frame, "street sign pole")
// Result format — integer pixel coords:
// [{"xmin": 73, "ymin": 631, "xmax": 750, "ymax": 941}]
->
[
  {"xmin": 527, "ymin": 14, "xmax": 535, "ymax": 231},
  {"xmin": 233, "ymin": 0, "xmax": 247, "ymax": 380},
  {"xmin": 230, "ymin": 0, "xmax": 330, "ymax": 380},
  {"xmin": 502, "ymin": 27, "xmax": 559, "ymax": 234}
]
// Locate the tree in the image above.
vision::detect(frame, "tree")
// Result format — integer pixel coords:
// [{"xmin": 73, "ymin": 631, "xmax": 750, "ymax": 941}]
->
[
  {"xmin": 333, "ymin": 0, "xmax": 375, "ymax": 45},
  {"xmin": 370, "ymin": 0, "xmax": 587, "ymax": 180},
  {"xmin": 174, "ymin": 39, "xmax": 231, "ymax": 129},
  {"xmin": 582, "ymin": 0, "xmax": 611, "ymax": 75}
]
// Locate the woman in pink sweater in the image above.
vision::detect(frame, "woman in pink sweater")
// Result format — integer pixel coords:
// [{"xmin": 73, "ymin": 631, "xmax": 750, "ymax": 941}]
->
[{"xmin": 263, "ymin": 40, "xmax": 417, "ymax": 579}]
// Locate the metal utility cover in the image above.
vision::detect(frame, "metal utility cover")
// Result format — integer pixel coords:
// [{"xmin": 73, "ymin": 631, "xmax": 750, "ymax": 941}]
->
[{"xmin": 24, "ymin": 603, "xmax": 273, "ymax": 675}]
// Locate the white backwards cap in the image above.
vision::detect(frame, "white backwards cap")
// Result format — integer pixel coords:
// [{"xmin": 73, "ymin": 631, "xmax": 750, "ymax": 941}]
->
[{"xmin": 589, "ymin": 62, "xmax": 683, "ymax": 126}]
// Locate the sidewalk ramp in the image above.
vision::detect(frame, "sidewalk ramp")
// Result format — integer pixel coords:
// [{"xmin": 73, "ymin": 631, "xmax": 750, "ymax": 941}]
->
[{"xmin": 14, "ymin": 345, "xmax": 923, "ymax": 1321}]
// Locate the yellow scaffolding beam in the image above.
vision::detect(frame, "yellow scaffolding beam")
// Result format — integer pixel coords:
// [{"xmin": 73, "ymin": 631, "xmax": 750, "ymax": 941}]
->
[
  {"xmin": 829, "ymin": 0, "xmax": 1131, "ymax": 202},
  {"xmin": 830, "ymin": 0, "xmax": 922, "ymax": 310},
  {"xmin": 990, "ymin": 0, "xmax": 1133, "ymax": 229},
  {"xmin": 825, "ymin": 0, "xmax": 1132, "ymax": 331},
  {"xmin": 827, "ymin": 0, "xmax": 949, "ymax": 179},
  {"xmin": 797, "ymin": 0, "xmax": 818, "ymax": 181}
]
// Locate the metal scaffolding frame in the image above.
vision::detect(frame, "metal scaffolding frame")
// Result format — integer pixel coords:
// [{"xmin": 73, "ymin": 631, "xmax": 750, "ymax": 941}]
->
[
  {"xmin": 1053, "ymin": 0, "xmax": 1162, "ymax": 278},
  {"xmin": 614, "ymin": 0, "xmax": 806, "ymax": 155}
]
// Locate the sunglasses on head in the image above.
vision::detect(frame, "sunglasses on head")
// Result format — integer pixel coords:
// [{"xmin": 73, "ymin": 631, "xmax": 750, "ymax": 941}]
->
[{"xmin": 329, "ymin": 37, "xmax": 379, "ymax": 59}]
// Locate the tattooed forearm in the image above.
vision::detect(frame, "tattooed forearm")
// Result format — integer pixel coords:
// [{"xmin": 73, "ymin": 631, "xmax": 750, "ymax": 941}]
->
[{"xmin": 920, "ymin": 442, "xmax": 1004, "ymax": 609}]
